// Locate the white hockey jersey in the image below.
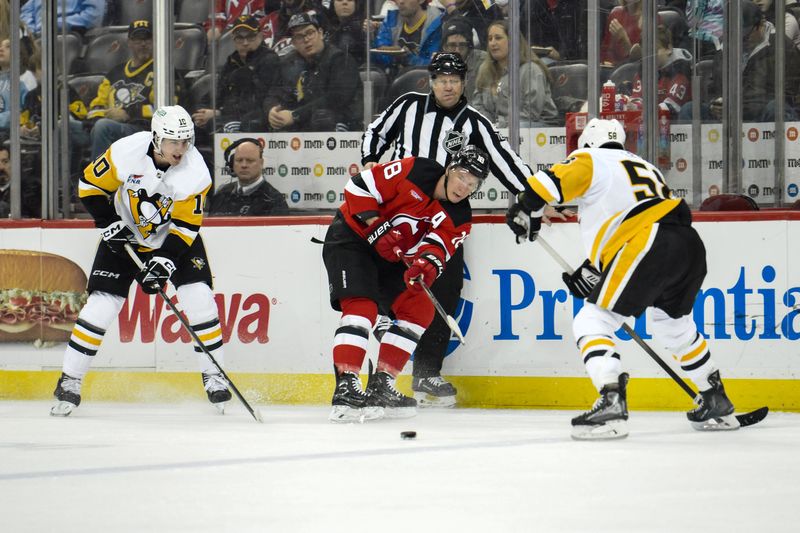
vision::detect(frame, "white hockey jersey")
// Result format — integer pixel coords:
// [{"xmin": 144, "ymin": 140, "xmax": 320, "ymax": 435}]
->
[
  {"xmin": 79, "ymin": 131, "xmax": 211, "ymax": 251},
  {"xmin": 527, "ymin": 148, "xmax": 681, "ymax": 269}
]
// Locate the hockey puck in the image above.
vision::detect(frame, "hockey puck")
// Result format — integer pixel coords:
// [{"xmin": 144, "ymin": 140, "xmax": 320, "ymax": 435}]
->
[{"xmin": 400, "ymin": 431, "xmax": 417, "ymax": 440}]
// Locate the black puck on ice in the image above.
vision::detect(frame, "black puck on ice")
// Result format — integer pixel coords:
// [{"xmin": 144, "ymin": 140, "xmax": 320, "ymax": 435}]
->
[{"xmin": 400, "ymin": 431, "xmax": 417, "ymax": 440}]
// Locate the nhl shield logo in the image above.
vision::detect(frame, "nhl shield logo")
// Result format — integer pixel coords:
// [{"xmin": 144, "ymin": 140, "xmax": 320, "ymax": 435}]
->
[{"xmin": 442, "ymin": 129, "xmax": 466, "ymax": 155}]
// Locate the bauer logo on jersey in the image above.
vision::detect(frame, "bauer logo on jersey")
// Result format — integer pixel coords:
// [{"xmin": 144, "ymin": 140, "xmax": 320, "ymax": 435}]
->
[
  {"xmin": 126, "ymin": 188, "xmax": 173, "ymax": 238},
  {"xmin": 443, "ymin": 129, "xmax": 466, "ymax": 155}
]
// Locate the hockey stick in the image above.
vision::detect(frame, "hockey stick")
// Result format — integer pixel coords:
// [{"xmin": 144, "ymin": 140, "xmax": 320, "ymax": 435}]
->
[
  {"xmin": 536, "ymin": 235, "xmax": 768, "ymax": 428},
  {"xmin": 124, "ymin": 244, "xmax": 263, "ymax": 423},
  {"xmin": 400, "ymin": 256, "xmax": 466, "ymax": 345}
]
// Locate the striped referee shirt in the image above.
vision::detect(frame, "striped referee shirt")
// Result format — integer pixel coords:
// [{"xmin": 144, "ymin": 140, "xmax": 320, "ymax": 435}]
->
[{"xmin": 361, "ymin": 92, "xmax": 533, "ymax": 194}]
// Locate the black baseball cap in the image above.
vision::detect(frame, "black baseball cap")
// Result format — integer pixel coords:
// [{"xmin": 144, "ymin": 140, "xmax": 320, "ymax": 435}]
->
[
  {"xmin": 287, "ymin": 13, "xmax": 320, "ymax": 33},
  {"xmin": 232, "ymin": 14, "xmax": 260, "ymax": 34},
  {"xmin": 442, "ymin": 19, "xmax": 474, "ymax": 47},
  {"xmin": 128, "ymin": 20, "xmax": 152, "ymax": 38}
]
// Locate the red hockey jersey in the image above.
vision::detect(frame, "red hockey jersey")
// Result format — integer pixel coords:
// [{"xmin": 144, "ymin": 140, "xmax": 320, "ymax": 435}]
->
[{"xmin": 340, "ymin": 157, "xmax": 472, "ymax": 264}]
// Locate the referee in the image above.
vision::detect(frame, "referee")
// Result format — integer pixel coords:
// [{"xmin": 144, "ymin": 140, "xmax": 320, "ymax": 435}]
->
[{"xmin": 361, "ymin": 52, "xmax": 568, "ymax": 407}]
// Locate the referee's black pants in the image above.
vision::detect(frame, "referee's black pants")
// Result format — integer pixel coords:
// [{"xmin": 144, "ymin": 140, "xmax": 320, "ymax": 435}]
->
[{"xmin": 412, "ymin": 246, "xmax": 464, "ymax": 378}]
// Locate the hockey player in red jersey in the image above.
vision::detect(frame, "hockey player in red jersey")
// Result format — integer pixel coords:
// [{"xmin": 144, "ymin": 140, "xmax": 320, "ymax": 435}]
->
[{"xmin": 323, "ymin": 145, "xmax": 489, "ymax": 422}]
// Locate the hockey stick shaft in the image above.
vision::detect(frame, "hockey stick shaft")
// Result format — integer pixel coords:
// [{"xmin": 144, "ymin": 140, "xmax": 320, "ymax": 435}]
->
[
  {"xmin": 536, "ymin": 235, "xmax": 770, "ymax": 427},
  {"xmin": 537, "ymin": 236, "xmax": 698, "ymax": 400},
  {"xmin": 124, "ymin": 244, "xmax": 263, "ymax": 423},
  {"xmin": 401, "ymin": 256, "xmax": 466, "ymax": 345}
]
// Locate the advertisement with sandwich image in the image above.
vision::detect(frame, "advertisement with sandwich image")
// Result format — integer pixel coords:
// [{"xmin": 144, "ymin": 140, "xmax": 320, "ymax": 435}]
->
[{"xmin": 0, "ymin": 250, "xmax": 88, "ymax": 344}]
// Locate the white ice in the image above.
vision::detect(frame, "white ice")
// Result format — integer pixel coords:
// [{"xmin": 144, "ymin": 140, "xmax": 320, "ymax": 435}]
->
[{"xmin": 1, "ymin": 401, "xmax": 798, "ymax": 533}]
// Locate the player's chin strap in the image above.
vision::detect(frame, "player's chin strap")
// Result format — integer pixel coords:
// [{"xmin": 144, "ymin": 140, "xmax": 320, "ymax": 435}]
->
[{"xmin": 535, "ymin": 234, "xmax": 768, "ymax": 428}]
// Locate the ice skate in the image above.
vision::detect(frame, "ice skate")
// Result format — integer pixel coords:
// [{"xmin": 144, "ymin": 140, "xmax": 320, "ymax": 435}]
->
[
  {"xmin": 365, "ymin": 371, "xmax": 417, "ymax": 418},
  {"xmin": 50, "ymin": 373, "xmax": 82, "ymax": 417},
  {"xmin": 329, "ymin": 369, "xmax": 382, "ymax": 423},
  {"xmin": 687, "ymin": 370, "xmax": 739, "ymax": 431},
  {"xmin": 412, "ymin": 375, "xmax": 457, "ymax": 408},
  {"xmin": 202, "ymin": 373, "xmax": 232, "ymax": 414},
  {"xmin": 571, "ymin": 373, "xmax": 629, "ymax": 440}
]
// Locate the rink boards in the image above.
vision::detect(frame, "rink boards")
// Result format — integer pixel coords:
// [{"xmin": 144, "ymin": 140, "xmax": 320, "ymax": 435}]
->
[{"xmin": 1, "ymin": 214, "xmax": 799, "ymax": 411}]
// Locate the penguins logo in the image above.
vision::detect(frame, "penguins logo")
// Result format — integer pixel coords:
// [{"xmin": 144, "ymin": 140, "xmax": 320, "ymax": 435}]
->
[
  {"xmin": 190, "ymin": 257, "xmax": 206, "ymax": 270},
  {"xmin": 126, "ymin": 188, "xmax": 173, "ymax": 239}
]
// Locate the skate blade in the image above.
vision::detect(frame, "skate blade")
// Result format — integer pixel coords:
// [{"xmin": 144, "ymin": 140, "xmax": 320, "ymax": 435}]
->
[
  {"xmin": 50, "ymin": 401, "xmax": 76, "ymax": 417},
  {"xmin": 414, "ymin": 392, "xmax": 456, "ymax": 408},
  {"xmin": 383, "ymin": 406, "xmax": 417, "ymax": 419},
  {"xmin": 328, "ymin": 405, "xmax": 385, "ymax": 423},
  {"xmin": 571, "ymin": 420, "xmax": 629, "ymax": 441},
  {"xmin": 691, "ymin": 414, "xmax": 741, "ymax": 431}
]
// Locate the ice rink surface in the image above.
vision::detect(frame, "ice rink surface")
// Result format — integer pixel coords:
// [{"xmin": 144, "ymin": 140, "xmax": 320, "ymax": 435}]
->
[{"xmin": 1, "ymin": 401, "xmax": 798, "ymax": 533}]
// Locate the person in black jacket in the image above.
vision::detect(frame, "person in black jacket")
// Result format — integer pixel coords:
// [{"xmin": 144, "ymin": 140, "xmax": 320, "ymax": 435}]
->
[
  {"xmin": 208, "ymin": 138, "xmax": 289, "ymax": 216},
  {"xmin": 192, "ymin": 15, "xmax": 281, "ymax": 133},
  {"xmin": 264, "ymin": 13, "xmax": 362, "ymax": 132},
  {"xmin": 325, "ymin": 0, "xmax": 367, "ymax": 64}
]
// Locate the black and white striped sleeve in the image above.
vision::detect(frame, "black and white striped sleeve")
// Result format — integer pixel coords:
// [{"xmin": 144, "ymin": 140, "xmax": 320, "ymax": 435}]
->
[
  {"xmin": 361, "ymin": 94, "xmax": 414, "ymax": 165},
  {"xmin": 467, "ymin": 108, "xmax": 535, "ymax": 194}
]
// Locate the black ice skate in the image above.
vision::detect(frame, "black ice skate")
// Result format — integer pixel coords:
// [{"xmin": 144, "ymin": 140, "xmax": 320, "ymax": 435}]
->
[
  {"xmin": 412, "ymin": 375, "xmax": 457, "ymax": 408},
  {"xmin": 571, "ymin": 373, "xmax": 629, "ymax": 440},
  {"xmin": 329, "ymin": 369, "xmax": 382, "ymax": 423},
  {"xmin": 50, "ymin": 373, "xmax": 82, "ymax": 417},
  {"xmin": 365, "ymin": 370, "xmax": 417, "ymax": 419},
  {"xmin": 687, "ymin": 370, "xmax": 739, "ymax": 431},
  {"xmin": 202, "ymin": 373, "xmax": 232, "ymax": 413}
]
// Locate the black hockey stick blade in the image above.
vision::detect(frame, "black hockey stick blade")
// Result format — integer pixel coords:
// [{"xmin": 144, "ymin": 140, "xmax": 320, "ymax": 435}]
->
[{"xmin": 735, "ymin": 406, "xmax": 769, "ymax": 427}]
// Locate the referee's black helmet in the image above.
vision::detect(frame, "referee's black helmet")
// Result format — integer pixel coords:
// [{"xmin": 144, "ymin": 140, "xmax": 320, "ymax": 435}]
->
[{"xmin": 428, "ymin": 52, "xmax": 467, "ymax": 80}]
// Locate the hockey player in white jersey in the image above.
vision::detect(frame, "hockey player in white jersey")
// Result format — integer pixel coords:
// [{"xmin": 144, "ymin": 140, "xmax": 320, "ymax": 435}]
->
[
  {"xmin": 51, "ymin": 105, "xmax": 232, "ymax": 416},
  {"xmin": 506, "ymin": 118, "xmax": 738, "ymax": 439}
]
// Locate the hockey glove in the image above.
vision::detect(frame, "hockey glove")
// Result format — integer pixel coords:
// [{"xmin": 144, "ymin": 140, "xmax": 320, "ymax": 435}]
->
[
  {"xmin": 562, "ymin": 259, "xmax": 602, "ymax": 299},
  {"xmin": 100, "ymin": 219, "xmax": 137, "ymax": 256},
  {"xmin": 505, "ymin": 192, "xmax": 544, "ymax": 244},
  {"xmin": 135, "ymin": 256, "xmax": 176, "ymax": 294},
  {"xmin": 366, "ymin": 218, "xmax": 406, "ymax": 262},
  {"xmin": 404, "ymin": 252, "xmax": 443, "ymax": 292}
]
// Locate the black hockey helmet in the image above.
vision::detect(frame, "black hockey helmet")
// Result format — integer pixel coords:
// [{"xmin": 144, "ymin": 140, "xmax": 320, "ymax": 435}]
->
[
  {"xmin": 450, "ymin": 144, "xmax": 490, "ymax": 182},
  {"xmin": 428, "ymin": 52, "xmax": 467, "ymax": 80}
]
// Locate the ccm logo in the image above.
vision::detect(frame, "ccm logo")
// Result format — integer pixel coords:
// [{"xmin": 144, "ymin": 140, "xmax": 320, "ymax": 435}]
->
[{"xmin": 93, "ymin": 269, "xmax": 120, "ymax": 279}]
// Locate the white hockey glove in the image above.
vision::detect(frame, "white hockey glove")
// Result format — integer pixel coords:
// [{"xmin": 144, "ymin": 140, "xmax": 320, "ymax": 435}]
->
[
  {"xmin": 135, "ymin": 256, "xmax": 176, "ymax": 295},
  {"xmin": 100, "ymin": 219, "xmax": 137, "ymax": 255}
]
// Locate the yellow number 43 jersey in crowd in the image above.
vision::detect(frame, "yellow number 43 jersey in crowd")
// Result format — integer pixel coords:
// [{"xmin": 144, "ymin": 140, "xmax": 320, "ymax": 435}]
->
[
  {"xmin": 527, "ymin": 147, "xmax": 682, "ymax": 270},
  {"xmin": 79, "ymin": 131, "xmax": 211, "ymax": 252}
]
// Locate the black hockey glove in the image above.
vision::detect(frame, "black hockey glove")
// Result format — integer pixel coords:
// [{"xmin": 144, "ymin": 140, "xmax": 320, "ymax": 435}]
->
[
  {"xmin": 562, "ymin": 260, "xmax": 602, "ymax": 299},
  {"xmin": 135, "ymin": 256, "xmax": 176, "ymax": 294},
  {"xmin": 99, "ymin": 219, "xmax": 137, "ymax": 256},
  {"xmin": 505, "ymin": 192, "xmax": 543, "ymax": 244}
]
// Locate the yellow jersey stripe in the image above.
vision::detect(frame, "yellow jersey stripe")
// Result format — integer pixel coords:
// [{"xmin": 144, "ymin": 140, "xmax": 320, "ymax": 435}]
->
[
  {"xmin": 599, "ymin": 226, "xmax": 655, "ymax": 309},
  {"xmin": 599, "ymin": 199, "xmax": 680, "ymax": 268}
]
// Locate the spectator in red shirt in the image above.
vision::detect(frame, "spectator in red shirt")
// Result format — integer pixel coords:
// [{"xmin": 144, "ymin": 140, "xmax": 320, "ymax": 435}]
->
[{"xmin": 600, "ymin": 0, "xmax": 660, "ymax": 66}]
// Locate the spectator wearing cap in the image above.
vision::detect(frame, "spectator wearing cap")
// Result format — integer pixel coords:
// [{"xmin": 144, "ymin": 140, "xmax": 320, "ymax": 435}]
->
[
  {"xmin": 681, "ymin": 0, "xmax": 800, "ymax": 122},
  {"xmin": 208, "ymin": 138, "xmax": 289, "ymax": 216},
  {"xmin": 440, "ymin": 18, "xmax": 484, "ymax": 97},
  {"xmin": 192, "ymin": 15, "xmax": 280, "ymax": 133},
  {"xmin": 263, "ymin": 13, "xmax": 361, "ymax": 132},
  {"xmin": 263, "ymin": 0, "xmax": 330, "ymax": 55},
  {"xmin": 325, "ymin": 0, "xmax": 368, "ymax": 63},
  {"xmin": 203, "ymin": 0, "xmax": 276, "ymax": 41},
  {"xmin": 441, "ymin": 0, "xmax": 501, "ymax": 49},
  {"xmin": 20, "ymin": 0, "xmax": 105, "ymax": 36},
  {"xmin": 370, "ymin": 0, "xmax": 444, "ymax": 72},
  {"xmin": 87, "ymin": 20, "xmax": 182, "ymax": 157}
]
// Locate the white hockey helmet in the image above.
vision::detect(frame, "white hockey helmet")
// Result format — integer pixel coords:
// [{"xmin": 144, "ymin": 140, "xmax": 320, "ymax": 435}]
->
[
  {"xmin": 151, "ymin": 105, "xmax": 194, "ymax": 154},
  {"xmin": 577, "ymin": 118, "xmax": 626, "ymax": 149}
]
